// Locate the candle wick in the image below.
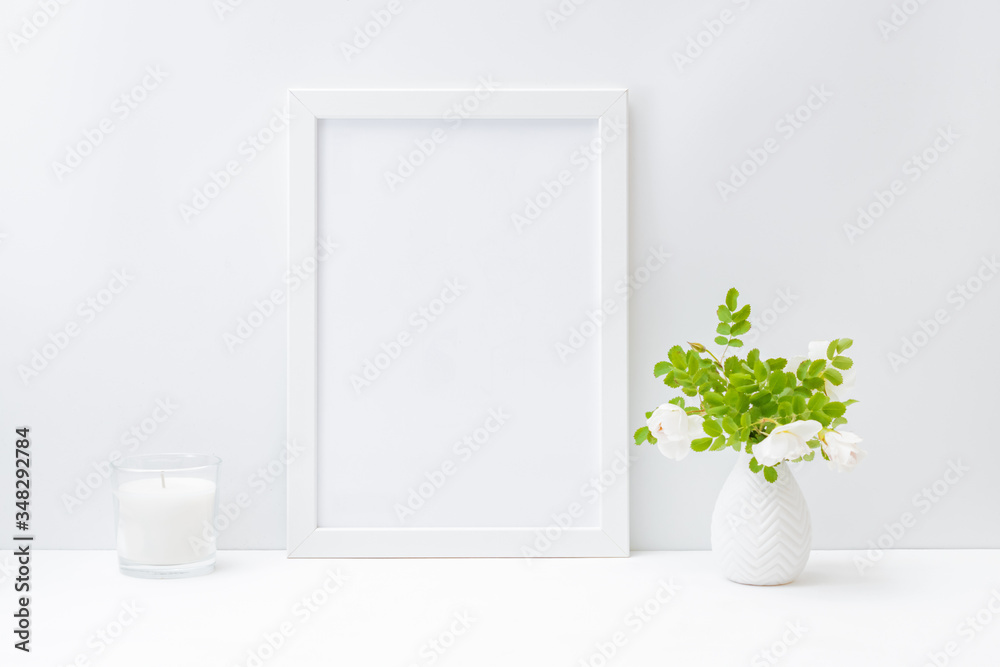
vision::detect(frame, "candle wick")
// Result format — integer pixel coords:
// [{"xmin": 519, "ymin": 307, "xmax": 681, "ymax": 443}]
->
[{"xmin": 160, "ymin": 471, "xmax": 165, "ymax": 488}]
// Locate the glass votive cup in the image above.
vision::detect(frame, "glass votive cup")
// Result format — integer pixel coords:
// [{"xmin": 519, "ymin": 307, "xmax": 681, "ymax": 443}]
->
[{"xmin": 111, "ymin": 453, "xmax": 221, "ymax": 579}]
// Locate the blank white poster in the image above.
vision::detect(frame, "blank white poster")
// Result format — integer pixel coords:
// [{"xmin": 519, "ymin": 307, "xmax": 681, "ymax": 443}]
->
[{"xmin": 314, "ymin": 117, "xmax": 603, "ymax": 530}]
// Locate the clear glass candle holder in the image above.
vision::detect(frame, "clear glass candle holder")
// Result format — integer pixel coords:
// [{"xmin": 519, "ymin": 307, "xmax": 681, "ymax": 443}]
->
[{"xmin": 111, "ymin": 453, "xmax": 221, "ymax": 579}]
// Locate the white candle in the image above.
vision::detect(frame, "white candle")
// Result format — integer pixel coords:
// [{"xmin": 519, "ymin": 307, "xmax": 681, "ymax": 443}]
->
[{"xmin": 115, "ymin": 477, "xmax": 216, "ymax": 565}]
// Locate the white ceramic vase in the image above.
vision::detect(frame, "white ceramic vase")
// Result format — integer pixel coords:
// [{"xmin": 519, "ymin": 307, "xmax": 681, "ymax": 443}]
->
[{"xmin": 710, "ymin": 453, "xmax": 811, "ymax": 585}]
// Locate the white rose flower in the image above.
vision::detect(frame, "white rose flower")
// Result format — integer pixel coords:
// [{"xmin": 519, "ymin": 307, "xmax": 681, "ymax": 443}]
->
[
  {"xmin": 822, "ymin": 430, "xmax": 866, "ymax": 472},
  {"xmin": 807, "ymin": 340, "xmax": 856, "ymax": 402},
  {"xmin": 646, "ymin": 403, "xmax": 705, "ymax": 461},
  {"xmin": 753, "ymin": 420, "xmax": 822, "ymax": 467},
  {"xmin": 807, "ymin": 340, "xmax": 831, "ymax": 361}
]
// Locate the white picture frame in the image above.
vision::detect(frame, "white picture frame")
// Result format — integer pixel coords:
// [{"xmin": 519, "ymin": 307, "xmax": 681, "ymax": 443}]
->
[{"xmin": 287, "ymin": 89, "xmax": 628, "ymax": 557}]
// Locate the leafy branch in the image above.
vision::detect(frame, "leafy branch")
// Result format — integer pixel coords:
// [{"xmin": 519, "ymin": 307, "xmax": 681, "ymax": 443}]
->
[{"xmin": 636, "ymin": 288, "xmax": 857, "ymax": 482}]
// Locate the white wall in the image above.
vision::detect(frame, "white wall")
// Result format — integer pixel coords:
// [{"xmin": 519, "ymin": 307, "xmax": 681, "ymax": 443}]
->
[{"xmin": 2, "ymin": 0, "xmax": 998, "ymax": 551}]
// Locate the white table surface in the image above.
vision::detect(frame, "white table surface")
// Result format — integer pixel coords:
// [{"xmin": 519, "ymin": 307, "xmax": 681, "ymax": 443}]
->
[{"xmin": 3, "ymin": 549, "xmax": 999, "ymax": 666}]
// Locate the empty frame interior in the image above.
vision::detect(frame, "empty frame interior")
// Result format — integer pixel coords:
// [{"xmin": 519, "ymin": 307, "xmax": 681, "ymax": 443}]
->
[{"xmin": 316, "ymin": 118, "xmax": 602, "ymax": 529}]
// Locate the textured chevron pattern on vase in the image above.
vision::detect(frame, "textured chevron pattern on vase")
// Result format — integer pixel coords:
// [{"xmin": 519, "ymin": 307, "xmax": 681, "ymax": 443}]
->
[{"xmin": 711, "ymin": 454, "xmax": 812, "ymax": 586}]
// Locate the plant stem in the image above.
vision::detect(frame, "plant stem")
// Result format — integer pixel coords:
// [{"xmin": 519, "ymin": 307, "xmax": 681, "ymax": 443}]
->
[{"xmin": 746, "ymin": 417, "xmax": 779, "ymax": 432}]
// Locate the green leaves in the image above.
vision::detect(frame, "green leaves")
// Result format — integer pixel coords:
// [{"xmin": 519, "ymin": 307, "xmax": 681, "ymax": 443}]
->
[
  {"xmin": 800, "ymin": 377, "xmax": 823, "ymax": 391},
  {"xmin": 822, "ymin": 368, "xmax": 843, "ymax": 386},
  {"xmin": 731, "ymin": 320, "xmax": 751, "ymax": 336},
  {"xmin": 726, "ymin": 288, "xmax": 739, "ymax": 311},
  {"xmin": 722, "ymin": 415, "xmax": 738, "ymax": 435},
  {"xmin": 807, "ymin": 393, "xmax": 828, "ymax": 411},
  {"xmin": 825, "ymin": 338, "xmax": 854, "ymax": 358},
  {"xmin": 767, "ymin": 358, "xmax": 788, "ymax": 371},
  {"xmin": 691, "ymin": 437, "xmax": 713, "ymax": 452},
  {"xmin": 730, "ymin": 372, "xmax": 753, "ymax": 386},
  {"xmin": 634, "ymin": 287, "xmax": 857, "ymax": 481},
  {"xmin": 714, "ymin": 288, "xmax": 751, "ymax": 351},
  {"xmin": 787, "ymin": 356, "xmax": 846, "ymax": 395},
  {"xmin": 702, "ymin": 418, "xmax": 723, "ymax": 437},
  {"xmin": 832, "ymin": 356, "xmax": 853, "ymax": 370},
  {"xmin": 653, "ymin": 345, "xmax": 727, "ymax": 400},
  {"xmin": 824, "ymin": 401, "xmax": 846, "ymax": 419},
  {"xmin": 703, "ymin": 392, "xmax": 725, "ymax": 407},
  {"xmin": 767, "ymin": 370, "xmax": 786, "ymax": 394},
  {"xmin": 800, "ymin": 393, "xmax": 839, "ymax": 427}
]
